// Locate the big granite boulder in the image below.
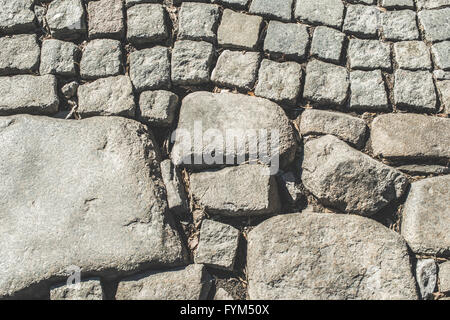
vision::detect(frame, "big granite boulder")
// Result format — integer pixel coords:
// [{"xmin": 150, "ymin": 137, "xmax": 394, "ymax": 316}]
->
[
  {"xmin": 247, "ymin": 213, "xmax": 418, "ymax": 300},
  {"xmin": 0, "ymin": 115, "xmax": 187, "ymax": 298}
]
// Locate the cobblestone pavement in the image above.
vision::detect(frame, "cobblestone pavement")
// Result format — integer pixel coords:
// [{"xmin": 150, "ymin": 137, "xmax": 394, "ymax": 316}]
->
[{"xmin": 0, "ymin": 0, "xmax": 449, "ymax": 300}]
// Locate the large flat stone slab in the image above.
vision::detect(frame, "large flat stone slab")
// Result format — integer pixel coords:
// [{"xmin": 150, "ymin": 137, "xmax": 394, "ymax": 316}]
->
[
  {"xmin": 0, "ymin": 115, "xmax": 187, "ymax": 298},
  {"xmin": 247, "ymin": 213, "xmax": 418, "ymax": 300}
]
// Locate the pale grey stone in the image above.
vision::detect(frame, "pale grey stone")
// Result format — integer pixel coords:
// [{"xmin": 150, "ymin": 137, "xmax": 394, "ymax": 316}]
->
[
  {"xmin": 80, "ymin": 39, "xmax": 123, "ymax": 80},
  {"xmin": 171, "ymin": 40, "xmax": 214, "ymax": 86},
  {"xmin": 139, "ymin": 90, "xmax": 178, "ymax": 126},
  {"xmin": 78, "ymin": 76, "xmax": 135, "ymax": 118},
  {"xmin": 303, "ymin": 60, "xmax": 349, "ymax": 105},
  {"xmin": 0, "ymin": 34, "xmax": 40, "ymax": 76},
  {"xmin": 350, "ymin": 70, "xmax": 389, "ymax": 111},
  {"xmin": 34, "ymin": 5, "xmax": 46, "ymax": 29},
  {"xmin": 416, "ymin": 259, "xmax": 438, "ymax": 300},
  {"xmin": 190, "ymin": 165, "xmax": 281, "ymax": 217},
  {"xmin": 437, "ymin": 80, "xmax": 450, "ymax": 114},
  {"xmin": 277, "ymin": 171, "xmax": 304, "ymax": 205},
  {"xmin": 394, "ymin": 70, "xmax": 437, "ymax": 112},
  {"xmin": 0, "ymin": 115, "xmax": 187, "ymax": 298},
  {"xmin": 382, "ymin": 10, "xmax": 419, "ymax": 41},
  {"xmin": 46, "ymin": 0, "xmax": 86, "ymax": 40},
  {"xmin": 382, "ymin": 0, "xmax": 414, "ymax": 8},
  {"xmin": 61, "ymin": 81, "xmax": 78, "ymax": 99},
  {"xmin": 348, "ymin": 39, "xmax": 392, "ymax": 70},
  {"xmin": 126, "ymin": 0, "xmax": 161, "ymax": 7},
  {"xmin": 397, "ymin": 164, "xmax": 450, "ymax": 176},
  {"xmin": 418, "ymin": 9, "xmax": 450, "ymax": 42},
  {"xmin": 417, "ymin": 0, "xmax": 450, "ymax": 10},
  {"xmin": 0, "ymin": 75, "xmax": 59, "ymax": 116},
  {"xmin": 178, "ymin": 2, "xmax": 220, "ymax": 42},
  {"xmin": 298, "ymin": 109, "xmax": 368, "ymax": 149},
  {"xmin": 88, "ymin": 0, "xmax": 125, "ymax": 39},
  {"xmin": 249, "ymin": 0, "xmax": 293, "ymax": 21},
  {"xmin": 0, "ymin": 0, "xmax": 35, "ymax": 34},
  {"xmin": 215, "ymin": 0, "xmax": 249, "ymax": 8},
  {"xmin": 394, "ymin": 41, "xmax": 432, "ymax": 71},
  {"xmin": 255, "ymin": 59, "xmax": 302, "ymax": 105},
  {"xmin": 432, "ymin": 41, "xmax": 450, "ymax": 71},
  {"xmin": 130, "ymin": 47, "xmax": 171, "ymax": 92},
  {"xmin": 160, "ymin": 159, "xmax": 188, "ymax": 215},
  {"xmin": 439, "ymin": 261, "xmax": 450, "ymax": 293},
  {"xmin": 217, "ymin": 9, "xmax": 262, "ymax": 50},
  {"xmin": 344, "ymin": 5, "xmax": 380, "ymax": 38},
  {"xmin": 402, "ymin": 175, "xmax": 450, "ymax": 256},
  {"xmin": 214, "ymin": 288, "xmax": 234, "ymax": 300},
  {"xmin": 294, "ymin": 0, "xmax": 345, "ymax": 29},
  {"xmin": 40, "ymin": 39, "xmax": 80, "ymax": 77},
  {"xmin": 115, "ymin": 264, "xmax": 212, "ymax": 300},
  {"xmin": 264, "ymin": 21, "xmax": 309, "ymax": 60},
  {"xmin": 434, "ymin": 70, "xmax": 450, "ymax": 80},
  {"xmin": 211, "ymin": 50, "xmax": 261, "ymax": 90},
  {"xmin": 195, "ymin": 219, "xmax": 240, "ymax": 270},
  {"xmin": 50, "ymin": 279, "xmax": 104, "ymax": 300},
  {"xmin": 247, "ymin": 213, "xmax": 418, "ymax": 299},
  {"xmin": 127, "ymin": 4, "xmax": 168, "ymax": 45},
  {"xmin": 311, "ymin": 26, "xmax": 345, "ymax": 63}
]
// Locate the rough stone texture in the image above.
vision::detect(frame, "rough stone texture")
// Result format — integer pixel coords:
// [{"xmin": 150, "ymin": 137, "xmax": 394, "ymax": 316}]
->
[
  {"xmin": 40, "ymin": 39, "xmax": 80, "ymax": 77},
  {"xmin": 247, "ymin": 213, "xmax": 418, "ymax": 300},
  {"xmin": 416, "ymin": 259, "xmax": 438, "ymax": 300},
  {"xmin": 381, "ymin": 10, "xmax": 419, "ymax": 41},
  {"xmin": 394, "ymin": 70, "xmax": 437, "ymax": 112},
  {"xmin": 311, "ymin": 26, "xmax": 345, "ymax": 64},
  {"xmin": 418, "ymin": 8, "xmax": 450, "ymax": 42},
  {"xmin": 277, "ymin": 171, "xmax": 304, "ymax": 205},
  {"xmin": 0, "ymin": 115, "xmax": 187, "ymax": 298},
  {"xmin": 171, "ymin": 40, "xmax": 214, "ymax": 86},
  {"xmin": 294, "ymin": 0, "xmax": 345, "ymax": 29},
  {"xmin": 50, "ymin": 279, "xmax": 104, "ymax": 300},
  {"xmin": 126, "ymin": 4, "xmax": 168, "ymax": 45},
  {"xmin": 435, "ymin": 70, "xmax": 450, "ymax": 80},
  {"xmin": 0, "ymin": 0, "xmax": 36, "ymax": 34},
  {"xmin": 195, "ymin": 219, "xmax": 240, "ymax": 270},
  {"xmin": 215, "ymin": 0, "xmax": 249, "ymax": 8},
  {"xmin": 61, "ymin": 81, "xmax": 79, "ymax": 99},
  {"xmin": 255, "ymin": 59, "xmax": 302, "ymax": 105},
  {"xmin": 80, "ymin": 39, "xmax": 123, "ymax": 80},
  {"xmin": 126, "ymin": 0, "xmax": 161, "ymax": 7},
  {"xmin": 214, "ymin": 288, "xmax": 234, "ymax": 300},
  {"xmin": 46, "ymin": 0, "xmax": 87, "ymax": 40},
  {"xmin": 394, "ymin": 41, "xmax": 432, "ymax": 71},
  {"xmin": 382, "ymin": 0, "xmax": 414, "ymax": 8},
  {"xmin": 160, "ymin": 159, "xmax": 188, "ymax": 215},
  {"xmin": 211, "ymin": 50, "xmax": 261, "ymax": 90},
  {"xmin": 401, "ymin": 175, "xmax": 450, "ymax": 257},
  {"xmin": 0, "ymin": 34, "xmax": 40, "ymax": 76},
  {"xmin": 115, "ymin": 264, "xmax": 212, "ymax": 300},
  {"xmin": 303, "ymin": 60, "xmax": 349, "ymax": 106},
  {"xmin": 264, "ymin": 21, "xmax": 309, "ymax": 60},
  {"xmin": 298, "ymin": 109, "xmax": 368, "ymax": 149},
  {"xmin": 178, "ymin": 2, "xmax": 220, "ymax": 42},
  {"xmin": 189, "ymin": 165, "xmax": 281, "ymax": 217},
  {"xmin": 350, "ymin": 70, "xmax": 389, "ymax": 111},
  {"xmin": 348, "ymin": 39, "xmax": 392, "ymax": 70},
  {"xmin": 439, "ymin": 261, "xmax": 450, "ymax": 293},
  {"xmin": 431, "ymin": 41, "xmax": 450, "ymax": 71},
  {"xmin": 371, "ymin": 113, "xmax": 450, "ymax": 160},
  {"xmin": 302, "ymin": 135, "xmax": 408, "ymax": 216},
  {"xmin": 130, "ymin": 47, "xmax": 171, "ymax": 92},
  {"xmin": 139, "ymin": 90, "xmax": 178, "ymax": 127},
  {"xmin": 88, "ymin": 0, "xmax": 125, "ymax": 39},
  {"xmin": 343, "ymin": 5, "xmax": 380, "ymax": 38},
  {"xmin": 437, "ymin": 80, "xmax": 450, "ymax": 115},
  {"xmin": 0, "ymin": 75, "xmax": 59, "ymax": 116},
  {"xmin": 397, "ymin": 164, "xmax": 450, "ymax": 176},
  {"xmin": 77, "ymin": 76, "xmax": 136, "ymax": 118},
  {"xmin": 249, "ymin": 0, "xmax": 293, "ymax": 21},
  {"xmin": 217, "ymin": 9, "xmax": 262, "ymax": 50},
  {"xmin": 171, "ymin": 92, "xmax": 297, "ymax": 169},
  {"xmin": 417, "ymin": 0, "xmax": 450, "ymax": 9}
]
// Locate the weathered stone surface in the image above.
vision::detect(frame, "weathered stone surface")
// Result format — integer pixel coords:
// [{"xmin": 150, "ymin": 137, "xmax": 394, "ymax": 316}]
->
[
  {"xmin": 0, "ymin": 0, "xmax": 35, "ymax": 34},
  {"xmin": 178, "ymin": 2, "xmax": 219, "ymax": 42},
  {"xmin": 372, "ymin": 114, "xmax": 450, "ymax": 160},
  {"xmin": 394, "ymin": 70, "xmax": 437, "ymax": 112},
  {"xmin": 437, "ymin": 80, "xmax": 450, "ymax": 114},
  {"xmin": 249, "ymin": 0, "xmax": 293, "ymax": 21},
  {"xmin": 171, "ymin": 92, "xmax": 297, "ymax": 169},
  {"xmin": 0, "ymin": 115, "xmax": 187, "ymax": 298},
  {"xmin": 348, "ymin": 39, "xmax": 392, "ymax": 70},
  {"xmin": 88, "ymin": 0, "xmax": 125, "ymax": 39},
  {"xmin": 130, "ymin": 47, "xmax": 171, "ymax": 92},
  {"xmin": 160, "ymin": 159, "xmax": 188, "ymax": 215},
  {"xmin": 50, "ymin": 279, "xmax": 104, "ymax": 300},
  {"xmin": 40, "ymin": 39, "xmax": 80, "ymax": 77},
  {"xmin": 303, "ymin": 60, "xmax": 349, "ymax": 105},
  {"xmin": 397, "ymin": 164, "xmax": 450, "ymax": 176},
  {"xmin": 0, "ymin": 75, "xmax": 59, "ymax": 116},
  {"xmin": 214, "ymin": 288, "xmax": 234, "ymax": 300},
  {"xmin": 394, "ymin": 41, "xmax": 432, "ymax": 71},
  {"xmin": 139, "ymin": 90, "xmax": 178, "ymax": 127},
  {"xmin": 416, "ymin": 259, "xmax": 438, "ymax": 300},
  {"xmin": 264, "ymin": 21, "xmax": 309, "ymax": 60},
  {"xmin": 418, "ymin": 8, "xmax": 450, "ymax": 42},
  {"xmin": 311, "ymin": 26, "xmax": 345, "ymax": 63},
  {"xmin": 255, "ymin": 59, "xmax": 302, "ymax": 105},
  {"xmin": 211, "ymin": 50, "xmax": 261, "ymax": 90},
  {"xmin": 190, "ymin": 165, "xmax": 281, "ymax": 217},
  {"xmin": 115, "ymin": 264, "xmax": 212, "ymax": 300},
  {"xmin": 432, "ymin": 41, "xmax": 450, "ymax": 71},
  {"xmin": 80, "ymin": 39, "xmax": 123, "ymax": 80},
  {"xmin": 382, "ymin": 0, "xmax": 414, "ymax": 9},
  {"xmin": 247, "ymin": 213, "xmax": 418, "ymax": 300},
  {"xmin": 350, "ymin": 70, "xmax": 389, "ymax": 111},
  {"xmin": 401, "ymin": 175, "xmax": 450, "ymax": 256},
  {"xmin": 276, "ymin": 171, "xmax": 304, "ymax": 205},
  {"xmin": 382, "ymin": 10, "xmax": 419, "ymax": 41},
  {"xmin": 302, "ymin": 135, "xmax": 408, "ymax": 216},
  {"xmin": 434, "ymin": 70, "xmax": 450, "ymax": 80},
  {"xmin": 0, "ymin": 34, "xmax": 40, "ymax": 76},
  {"xmin": 195, "ymin": 219, "xmax": 240, "ymax": 270},
  {"xmin": 343, "ymin": 4, "xmax": 380, "ymax": 38},
  {"xmin": 126, "ymin": 0, "xmax": 161, "ymax": 7},
  {"xmin": 171, "ymin": 40, "xmax": 214, "ymax": 86},
  {"xmin": 294, "ymin": 0, "xmax": 344, "ymax": 29},
  {"xmin": 46, "ymin": 0, "xmax": 87, "ymax": 40},
  {"xmin": 78, "ymin": 76, "xmax": 136, "ymax": 118},
  {"xmin": 439, "ymin": 261, "xmax": 450, "ymax": 293},
  {"xmin": 61, "ymin": 81, "xmax": 79, "ymax": 99},
  {"xmin": 215, "ymin": 0, "xmax": 249, "ymax": 8},
  {"xmin": 127, "ymin": 4, "xmax": 168, "ymax": 45},
  {"xmin": 217, "ymin": 9, "xmax": 262, "ymax": 50},
  {"xmin": 298, "ymin": 109, "xmax": 368, "ymax": 149},
  {"xmin": 417, "ymin": 0, "xmax": 450, "ymax": 9}
]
